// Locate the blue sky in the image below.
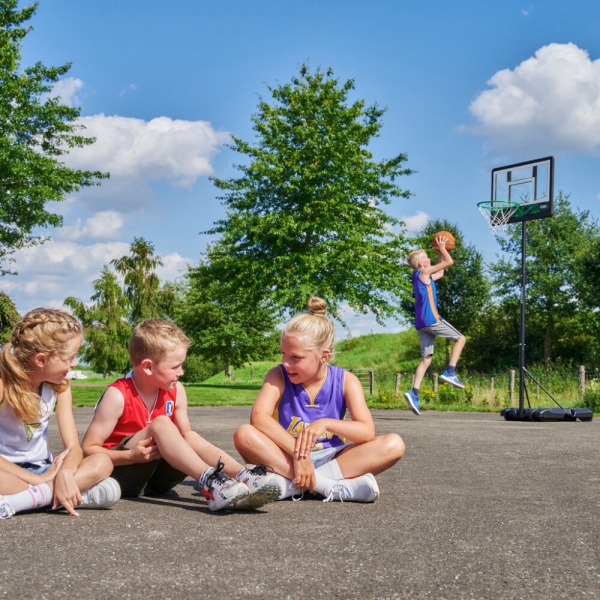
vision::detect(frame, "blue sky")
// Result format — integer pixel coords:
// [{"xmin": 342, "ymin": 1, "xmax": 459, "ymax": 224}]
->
[{"xmin": 3, "ymin": 0, "xmax": 600, "ymax": 336}]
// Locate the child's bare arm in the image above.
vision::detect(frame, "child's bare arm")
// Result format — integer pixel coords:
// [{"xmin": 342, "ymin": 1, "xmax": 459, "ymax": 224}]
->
[
  {"xmin": 82, "ymin": 388, "xmax": 158, "ymax": 466},
  {"xmin": 172, "ymin": 383, "xmax": 192, "ymax": 435},
  {"xmin": 420, "ymin": 237, "xmax": 453, "ymax": 280}
]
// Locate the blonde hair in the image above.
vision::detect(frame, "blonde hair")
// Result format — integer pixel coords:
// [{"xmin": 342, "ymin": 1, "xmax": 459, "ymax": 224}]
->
[
  {"xmin": 129, "ymin": 319, "xmax": 190, "ymax": 366},
  {"xmin": 407, "ymin": 249, "xmax": 427, "ymax": 270},
  {"xmin": 0, "ymin": 308, "xmax": 82, "ymax": 423},
  {"xmin": 282, "ymin": 296, "xmax": 335, "ymax": 356}
]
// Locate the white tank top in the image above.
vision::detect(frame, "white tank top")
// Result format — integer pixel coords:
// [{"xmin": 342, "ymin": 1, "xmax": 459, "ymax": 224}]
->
[{"xmin": 0, "ymin": 383, "xmax": 56, "ymax": 466}]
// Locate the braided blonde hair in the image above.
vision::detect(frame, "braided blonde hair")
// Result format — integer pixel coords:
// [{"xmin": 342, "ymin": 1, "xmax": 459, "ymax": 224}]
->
[
  {"xmin": 282, "ymin": 296, "xmax": 336, "ymax": 356},
  {"xmin": 0, "ymin": 308, "xmax": 82, "ymax": 423}
]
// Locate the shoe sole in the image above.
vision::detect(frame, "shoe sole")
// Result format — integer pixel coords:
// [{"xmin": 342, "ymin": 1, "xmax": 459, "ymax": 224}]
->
[
  {"xmin": 404, "ymin": 392, "xmax": 420, "ymax": 415},
  {"xmin": 205, "ymin": 485, "xmax": 250, "ymax": 511},
  {"xmin": 233, "ymin": 481, "xmax": 281, "ymax": 510},
  {"xmin": 439, "ymin": 375, "xmax": 465, "ymax": 389},
  {"xmin": 79, "ymin": 477, "xmax": 121, "ymax": 509}
]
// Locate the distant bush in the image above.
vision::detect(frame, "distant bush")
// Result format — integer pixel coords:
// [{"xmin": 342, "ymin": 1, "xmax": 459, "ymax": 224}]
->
[
  {"xmin": 583, "ymin": 381, "xmax": 600, "ymax": 412},
  {"xmin": 181, "ymin": 355, "xmax": 220, "ymax": 383},
  {"xmin": 437, "ymin": 383, "xmax": 473, "ymax": 406}
]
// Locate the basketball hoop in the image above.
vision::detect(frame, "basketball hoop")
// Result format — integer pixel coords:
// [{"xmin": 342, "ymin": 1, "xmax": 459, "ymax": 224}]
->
[{"xmin": 477, "ymin": 201, "xmax": 519, "ymax": 234}]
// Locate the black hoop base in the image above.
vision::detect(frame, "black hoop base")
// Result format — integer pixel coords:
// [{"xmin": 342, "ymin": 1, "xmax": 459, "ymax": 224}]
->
[{"xmin": 501, "ymin": 407, "xmax": 593, "ymax": 422}]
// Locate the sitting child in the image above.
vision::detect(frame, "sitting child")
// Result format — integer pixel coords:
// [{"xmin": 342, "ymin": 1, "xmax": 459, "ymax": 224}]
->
[
  {"xmin": 234, "ymin": 296, "xmax": 405, "ymax": 502},
  {"xmin": 0, "ymin": 308, "xmax": 119, "ymax": 519},
  {"xmin": 82, "ymin": 318, "xmax": 280, "ymax": 511}
]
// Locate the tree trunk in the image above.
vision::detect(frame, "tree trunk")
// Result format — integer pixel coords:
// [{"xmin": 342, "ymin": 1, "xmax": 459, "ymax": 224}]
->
[{"xmin": 224, "ymin": 362, "xmax": 235, "ymax": 380}]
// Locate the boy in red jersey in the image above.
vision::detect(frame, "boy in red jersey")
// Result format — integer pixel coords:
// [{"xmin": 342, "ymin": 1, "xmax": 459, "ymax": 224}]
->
[{"xmin": 82, "ymin": 319, "xmax": 280, "ymax": 511}]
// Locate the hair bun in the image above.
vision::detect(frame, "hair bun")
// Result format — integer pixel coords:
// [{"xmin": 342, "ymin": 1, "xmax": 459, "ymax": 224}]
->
[{"xmin": 307, "ymin": 296, "xmax": 327, "ymax": 317}]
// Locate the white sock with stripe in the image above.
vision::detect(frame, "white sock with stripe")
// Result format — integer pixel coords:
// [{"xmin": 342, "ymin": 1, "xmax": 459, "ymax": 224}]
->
[{"xmin": 3, "ymin": 484, "xmax": 52, "ymax": 514}]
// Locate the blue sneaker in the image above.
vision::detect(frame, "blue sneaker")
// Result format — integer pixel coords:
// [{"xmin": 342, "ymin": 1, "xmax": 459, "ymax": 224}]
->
[
  {"xmin": 404, "ymin": 390, "xmax": 420, "ymax": 415},
  {"xmin": 440, "ymin": 371, "xmax": 465, "ymax": 389}
]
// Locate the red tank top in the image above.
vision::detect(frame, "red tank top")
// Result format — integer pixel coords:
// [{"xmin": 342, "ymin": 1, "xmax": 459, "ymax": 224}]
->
[{"xmin": 101, "ymin": 373, "xmax": 178, "ymax": 449}]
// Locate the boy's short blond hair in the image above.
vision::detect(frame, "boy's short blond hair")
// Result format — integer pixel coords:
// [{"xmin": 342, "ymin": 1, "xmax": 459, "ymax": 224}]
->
[
  {"xmin": 129, "ymin": 319, "xmax": 191, "ymax": 366},
  {"xmin": 407, "ymin": 249, "xmax": 428, "ymax": 270}
]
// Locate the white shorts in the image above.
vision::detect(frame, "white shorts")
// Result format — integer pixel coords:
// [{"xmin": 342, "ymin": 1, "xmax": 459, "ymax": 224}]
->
[{"xmin": 310, "ymin": 445, "xmax": 346, "ymax": 469}]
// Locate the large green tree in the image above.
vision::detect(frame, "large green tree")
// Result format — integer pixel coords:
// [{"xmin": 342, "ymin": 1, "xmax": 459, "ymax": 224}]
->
[
  {"xmin": 65, "ymin": 267, "xmax": 131, "ymax": 375},
  {"xmin": 489, "ymin": 193, "xmax": 599, "ymax": 368},
  {"xmin": 181, "ymin": 243, "xmax": 279, "ymax": 379},
  {"xmin": 0, "ymin": 0, "xmax": 107, "ymax": 274},
  {"xmin": 207, "ymin": 64, "xmax": 414, "ymax": 323}
]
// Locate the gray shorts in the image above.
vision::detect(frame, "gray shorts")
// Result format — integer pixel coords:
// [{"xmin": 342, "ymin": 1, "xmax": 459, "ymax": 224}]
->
[
  {"xmin": 310, "ymin": 444, "xmax": 346, "ymax": 469},
  {"xmin": 417, "ymin": 320, "xmax": 462, "ymax": 357}
]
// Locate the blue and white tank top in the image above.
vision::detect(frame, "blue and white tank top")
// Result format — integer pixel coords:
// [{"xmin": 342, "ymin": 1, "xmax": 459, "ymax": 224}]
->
[
  {"xmin": 0, "ymin": 383, "xmax": 56, "ymax": 466},
  {"xmin": 277, "ymin": 364, "xmax": 346, "ymax": 449}
]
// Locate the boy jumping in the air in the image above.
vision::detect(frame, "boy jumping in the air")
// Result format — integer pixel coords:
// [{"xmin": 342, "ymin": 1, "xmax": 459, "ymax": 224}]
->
[
  {"xmin": 82, "ymin": 319, "xmax": 280, "ymax": 511},
  {"xmin": 404, "ymin": 235, "xmax": 466, "ymax": 415}
]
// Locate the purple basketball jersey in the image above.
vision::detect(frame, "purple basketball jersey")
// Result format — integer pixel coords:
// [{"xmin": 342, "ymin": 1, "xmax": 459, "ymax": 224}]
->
[{"xmin": 277, "ymin": 364, "xmax": 347, "ymax": 449}]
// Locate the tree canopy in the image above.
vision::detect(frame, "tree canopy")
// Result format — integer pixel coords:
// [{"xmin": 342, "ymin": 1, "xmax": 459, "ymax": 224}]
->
[
  {"xmin": 207, "ymin": 64, "xmax": 414, "ymax": 323},
  {"xmin": 0, "ymin": 0, "xmax": 107, "ymax": 274}
]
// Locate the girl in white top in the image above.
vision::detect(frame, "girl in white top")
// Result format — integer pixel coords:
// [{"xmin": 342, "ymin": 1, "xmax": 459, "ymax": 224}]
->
[{"xmin": 0, "ymin": 308, "xmax": 120, "ymax": 519}]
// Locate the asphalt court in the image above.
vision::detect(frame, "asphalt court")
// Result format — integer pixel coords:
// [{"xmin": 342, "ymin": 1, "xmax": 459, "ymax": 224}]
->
[{"xmin": 0, "ymin": 407, "xmax": 598, "ymax": 599}]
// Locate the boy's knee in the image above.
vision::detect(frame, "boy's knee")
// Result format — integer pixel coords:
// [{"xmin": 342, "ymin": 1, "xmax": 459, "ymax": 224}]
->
[{"xmin": 148, "ymin": 415, "xmax": 178, "ymax": 436}]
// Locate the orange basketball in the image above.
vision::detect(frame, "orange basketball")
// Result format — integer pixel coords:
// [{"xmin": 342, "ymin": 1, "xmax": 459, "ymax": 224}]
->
[{"xmin": 432, "ymin": 230, "xmax": 455, "ymax": 251}]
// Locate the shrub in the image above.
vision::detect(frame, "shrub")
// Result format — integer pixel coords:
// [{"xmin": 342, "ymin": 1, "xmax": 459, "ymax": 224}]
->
[
  {"xmin": 583, "ymin": 381, "xmax": 600, "ymax": 412},
  {"xmin": 437, "ymin": 383, "xmax": 473, "ymax": 406},
  {"xmin": 181, "ymin": 355, "xmax": 220, "ymax": 383}
]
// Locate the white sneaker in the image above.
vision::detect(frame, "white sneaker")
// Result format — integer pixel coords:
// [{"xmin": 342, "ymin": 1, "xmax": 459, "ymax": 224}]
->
[
  {"xmin": 233, "ymin": 464, "xmax": 282, "ymax": 510},
  {"xmin": 0, "ymin": 496, "xmax": 16, "ymax": 519},
  {"xmin": 322, "ymin": 473, "xmax": 379, "ymax": 503},
  {"xmin": 201, "ymin": 461, "xmax": 250, "ymax": 511},
  {"xmin": 80, "ymin": 477, "xmax": 121, "ymax": 509}
]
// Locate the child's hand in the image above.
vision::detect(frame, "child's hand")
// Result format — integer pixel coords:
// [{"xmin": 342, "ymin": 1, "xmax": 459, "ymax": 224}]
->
[
  {"xmin": 129, "ymin": 437, "xmax": 161, "ymax": 463},
  {"xmin": 293, "ymin": 455, "xmax": 316, "ymax": 492},
  {"xmin": 294, "ymin": 420, "xmax": 328, "ymax": 458},
  {"xmin": 52, "ymin": 468, "xmax": 82, "ymax": 516},
  {"xmin": 433, "ymin": 235, "xmax": 448, "ymax": 251},
  {"xmin": 36, "ymin": 449, "xmax": 69, "ymax": 484}
]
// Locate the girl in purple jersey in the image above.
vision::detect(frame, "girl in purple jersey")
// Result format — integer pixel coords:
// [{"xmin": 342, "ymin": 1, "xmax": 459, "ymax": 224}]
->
[{"xmin": 234, "ymin": 296, "xmax": 405, "ymax": 502}]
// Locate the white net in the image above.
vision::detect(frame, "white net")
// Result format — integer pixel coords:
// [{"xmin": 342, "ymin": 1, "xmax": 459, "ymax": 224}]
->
[{"xmin": 477, "ymin": 201, "xmax": 519, "ymax": 234}]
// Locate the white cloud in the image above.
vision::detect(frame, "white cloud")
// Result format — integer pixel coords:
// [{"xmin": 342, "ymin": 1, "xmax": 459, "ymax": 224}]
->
[
  {"xmin": 54, "ymin": 211, "xmax": 124, "ymax": 241},
  {"xmin": 120, "ymin": 83, "xmax": 137, "ymax": 97},
  {"xmin": 50, "ymin": 77, "xmax": 84, "ymax": 107},
  {"xmin": 62, "ymin": 113, "xmax": 230, "ymax": 212},
  {"xmin": 467, "ymin": 43, "xmax": 600, "ymax": 156},
  {"xmin": 402, "ymin": 211, "xmax": 430, "ymax": 233},
  {"xmin": 521, "ymin": 5, "xmax": 533, "ymax": 17},
  {"xmin": 156, "ymin": 252, "xmax": 194, "ymax": 281}
]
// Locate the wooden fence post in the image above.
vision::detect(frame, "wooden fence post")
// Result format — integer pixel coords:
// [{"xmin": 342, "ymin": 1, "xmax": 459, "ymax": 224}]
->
[
  {"xmin": 509, "ymin": 370, "xmax": 515, "ymax": 407},
  {"xmin": 368, "ymin": 369, "xmax": 374, "ymax": 396},
  {"xmin": 395, "ymin": 373, "xmax": 401, "ymax": 396},
  {"xmin": 433, "ymin": 373, "xmax": 438, "ymax": 393},
  {"xmin": 490, "ymin": 377, "xmax": 495, "ymax": 404},
  {"xmin": 579, "ymin": 365, "xmax": 585, "ymax": 396}
]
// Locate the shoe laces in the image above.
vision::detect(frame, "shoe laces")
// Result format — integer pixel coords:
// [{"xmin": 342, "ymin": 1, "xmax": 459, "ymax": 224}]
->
[
  {"xmin": 323, "ymin": 481, "xmax": 355, "ymax": 503},
  {"xmin": 246, "ymin": 464, "xmax": 274, "ymax": 477},
  {"xmin": 207, "ymin": 460, "xmax": 229, "ymax": 486}
]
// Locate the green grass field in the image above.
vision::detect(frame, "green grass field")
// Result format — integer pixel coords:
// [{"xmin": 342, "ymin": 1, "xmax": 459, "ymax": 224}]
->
[{"xmin": 70, "ymin": 330, "xmax": 595, "ymax": 413}]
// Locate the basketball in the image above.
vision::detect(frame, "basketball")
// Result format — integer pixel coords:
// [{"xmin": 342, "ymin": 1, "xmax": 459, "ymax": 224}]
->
[{"xmin": 432, "ymin": 230, "xmax": 455, "ymax": 251}]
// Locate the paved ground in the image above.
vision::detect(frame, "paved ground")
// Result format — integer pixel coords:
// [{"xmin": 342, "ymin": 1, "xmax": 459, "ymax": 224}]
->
[{"xmin": 0, "ymin": 408, "xmax": 598, "ymax": 599}]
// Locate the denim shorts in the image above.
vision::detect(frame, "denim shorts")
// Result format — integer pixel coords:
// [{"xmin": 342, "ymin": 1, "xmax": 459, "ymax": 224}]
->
[
  {"xmin": 310, "ymin": 445, "xmax": 346, "ymax": 469},
  {"xmin": 16, "ymin": 460, "xmax": 52, "ymax": 475}
]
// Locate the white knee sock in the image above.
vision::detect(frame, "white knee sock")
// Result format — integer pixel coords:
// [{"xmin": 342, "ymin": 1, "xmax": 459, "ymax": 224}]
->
[
  {"xmin": 273, "ymin": 474, "xmax": 301, "ymax": 499},
  {"xmin": 3, "ymin": 484, "xmax": 52, "ymax": 514}
]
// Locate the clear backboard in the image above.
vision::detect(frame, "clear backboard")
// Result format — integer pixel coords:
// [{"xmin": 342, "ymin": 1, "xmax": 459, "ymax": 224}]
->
[{"xmin": 491, "ymin": 156, "xmax": 554, "ymax": 224}]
